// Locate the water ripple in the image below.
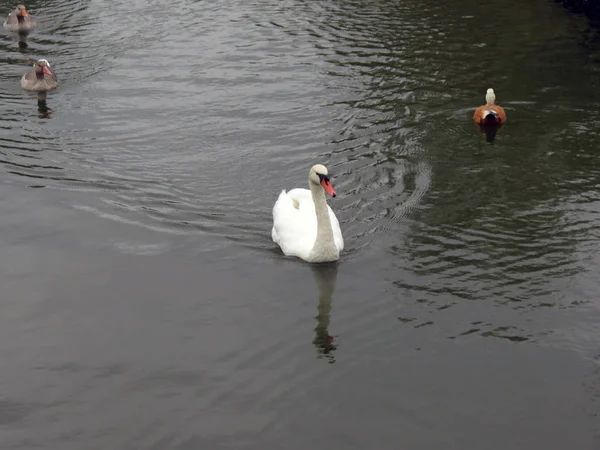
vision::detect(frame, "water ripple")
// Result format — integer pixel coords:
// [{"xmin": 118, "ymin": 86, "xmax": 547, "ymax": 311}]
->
[{"xmin": 1, "ymin": 0, "xmax": 600, "ymax": 351}]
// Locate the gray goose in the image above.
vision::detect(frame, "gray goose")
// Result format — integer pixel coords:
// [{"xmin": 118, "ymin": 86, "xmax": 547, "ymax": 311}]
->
[
  {"xmin": 21, "ymin": 59, "xmax": 58, "ymax": 92},
  {"xmin": 3, "ymin": 4, "xmax": 36, "ymax": 33}
]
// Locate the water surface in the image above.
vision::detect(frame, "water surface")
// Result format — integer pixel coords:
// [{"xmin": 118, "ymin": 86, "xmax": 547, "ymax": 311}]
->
[{"xmin": 2, "ymin": 0, "xmax": 600, "ymax": 448}]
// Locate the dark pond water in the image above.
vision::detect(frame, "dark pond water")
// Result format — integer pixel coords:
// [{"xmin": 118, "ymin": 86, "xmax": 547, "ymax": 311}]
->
[{"xmin": 2, "ymin": 0, "xmax": 600, "ymax": 448}]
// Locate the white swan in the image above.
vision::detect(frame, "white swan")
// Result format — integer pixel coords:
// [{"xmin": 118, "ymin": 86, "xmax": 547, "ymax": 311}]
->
[{"xmin": 271, "ymin": 164, "xmax": 344, "ymax": 263}]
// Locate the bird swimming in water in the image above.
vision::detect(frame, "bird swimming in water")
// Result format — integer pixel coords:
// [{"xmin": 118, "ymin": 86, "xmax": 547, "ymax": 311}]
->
[
  {"xmin": 21, "ymin": 59, "xmax": 58, "ymax": 92},
  {"xmin": 473, "ymin": 88, "xmax": 506, "ymax": 125},
  {"xmin": 3, "ymin": 5, "xmax": 36, "ymax": 33}
]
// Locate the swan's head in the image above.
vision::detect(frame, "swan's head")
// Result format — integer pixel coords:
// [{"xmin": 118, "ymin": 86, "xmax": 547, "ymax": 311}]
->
[
  {"xmin": 16, "ymin": 5, "xmax": 28, "ymax": 17},
  {"xmin": 485, "ymin": 88, "xmax": 496, "ymax": 105},
  {"xmin": 310, "ymin": 164, "xmax": 336, "ymax": 198}
]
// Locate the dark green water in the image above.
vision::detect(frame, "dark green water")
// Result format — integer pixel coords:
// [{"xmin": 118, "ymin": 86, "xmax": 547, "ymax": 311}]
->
[{"xmin": 2, "ymin": 0, "xmax": 600, "ymax": 448}]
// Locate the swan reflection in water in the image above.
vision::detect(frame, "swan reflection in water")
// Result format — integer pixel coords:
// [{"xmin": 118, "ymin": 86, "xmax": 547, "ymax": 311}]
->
[{"xmin": 310, "ymin": 263, "xmax": 339, "ymax": 363}]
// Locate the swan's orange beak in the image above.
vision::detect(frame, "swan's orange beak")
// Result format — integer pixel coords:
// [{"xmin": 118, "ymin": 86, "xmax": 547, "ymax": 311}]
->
[
  {"xmin": 320, "ymin": 178, "xmax": 336, "ymax": 198},
  {"xmin": 20, "ymin": 9, "xmax": 28, "ymax": 16}
]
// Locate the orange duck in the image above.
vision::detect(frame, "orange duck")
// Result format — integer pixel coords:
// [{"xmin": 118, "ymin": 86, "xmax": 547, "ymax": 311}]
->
[{"xmin": 473, "ymin": 88, "xmax": 506, "ymax": 125}]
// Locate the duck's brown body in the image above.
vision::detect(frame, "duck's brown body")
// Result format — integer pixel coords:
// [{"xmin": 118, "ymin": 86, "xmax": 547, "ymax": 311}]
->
[
  {"xmin": 3, "ymin": 5, "xmax": 36, "ymax": 33},
  {"xmin": 21, "ymin": 60, "xmax": 58, "ymax": 92},
  {"xmin": 473, "ymin": 104, "xmax": 506, "ymax": 125},
  {"xmin": 473, "ymin": 88, "xmax": 506, "ymax": 125}
]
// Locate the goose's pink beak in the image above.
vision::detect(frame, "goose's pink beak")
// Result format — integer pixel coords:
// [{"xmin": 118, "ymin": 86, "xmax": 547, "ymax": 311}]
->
[
  {"xmin": 42, "ymin": 66, "xmax": 52, "ymax": 76},
  {"xmin": 20, "ymin": 9, "xmax": 28, "ymax": 16}
]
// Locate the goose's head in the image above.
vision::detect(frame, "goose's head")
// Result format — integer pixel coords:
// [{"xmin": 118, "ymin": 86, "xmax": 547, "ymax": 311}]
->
[
  {"xmin": 310, "ymin": 164, "xmax": 336, "ymax": 198},
  {"xmin": 485, "ymin": 88, "xmax": 496, "ymax": 105},
  {"xmin": 34, "ymin": 59, "xmax": 52, "ymax": 76},
  {"xmin": 16, "ymin": 4, "xmax": 28, "ymax": 17}
]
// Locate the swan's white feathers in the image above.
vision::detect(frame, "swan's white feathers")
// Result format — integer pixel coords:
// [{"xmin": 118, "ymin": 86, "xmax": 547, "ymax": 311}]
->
[{"xmin": 271, "ymin": 188, "xmax": 343, "ymax": 261}]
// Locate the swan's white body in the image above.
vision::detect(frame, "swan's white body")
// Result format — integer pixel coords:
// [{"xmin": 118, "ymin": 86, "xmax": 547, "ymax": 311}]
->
[{"xmin": 272, "ymin": 165, "xmax": 344, "ymax": 263}]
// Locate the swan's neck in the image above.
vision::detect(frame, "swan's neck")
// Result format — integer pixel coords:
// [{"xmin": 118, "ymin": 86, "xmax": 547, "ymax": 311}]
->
[{"xmin": 309, "ymin": 181, "xmax": 337, "ymax": 260}]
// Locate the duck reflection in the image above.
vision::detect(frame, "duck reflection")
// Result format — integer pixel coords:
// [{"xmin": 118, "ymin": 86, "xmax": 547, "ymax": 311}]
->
[
  {"xmin": 5, "ymin": 30, "xmax": 31, "ymax": 51},
  {"xmin": 310, "ymin": 263, "xmax": 339, "ymax": 363},
  {"xmin": 477, "ymin": 123, "xmax": 503, "ymax": 143},
  {"xmin": 37, "ymin": 92, "xmax": 53, "ymax": 119},
  {"xmin": 17, "ymin": 32, "xmax": 28, "ymax": 50}
]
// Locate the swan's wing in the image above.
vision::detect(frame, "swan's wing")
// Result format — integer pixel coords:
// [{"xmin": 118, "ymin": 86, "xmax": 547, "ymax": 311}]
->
[
  {"xmin": 272, "ymin": 189, "xmax": 317, "ymax": 258},
  {"xmin": 327, "ymin": 205, "xmax": 344, "ymax": 252}
]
